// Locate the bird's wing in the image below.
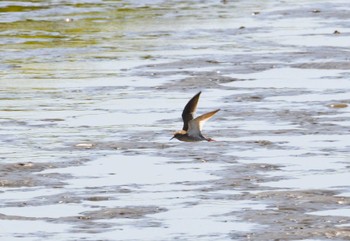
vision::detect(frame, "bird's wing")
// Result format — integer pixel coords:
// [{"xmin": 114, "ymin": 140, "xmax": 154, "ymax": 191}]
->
[
  {"xmin": 187, "ymin": 109, "xmax": 220, "ymax": 136},
  {"xmin": 182, "ymin": 91, "xmax": 201, "ymax": 131}
]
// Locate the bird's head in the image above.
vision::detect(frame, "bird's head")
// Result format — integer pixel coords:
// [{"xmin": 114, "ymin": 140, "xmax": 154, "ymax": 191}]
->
[{"xmin": 170, "ymin": 130, "xmax": 186, "ymax": 141}]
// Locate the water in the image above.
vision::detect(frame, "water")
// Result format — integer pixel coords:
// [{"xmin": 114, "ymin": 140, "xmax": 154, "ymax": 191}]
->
[{"xmin": 1, "ymin": 0, "xmax": 350, "ymax": 240}]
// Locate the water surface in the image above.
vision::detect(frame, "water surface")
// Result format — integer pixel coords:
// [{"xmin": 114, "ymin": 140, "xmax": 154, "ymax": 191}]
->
[{"xmin": 1, "ymin": 0, "xmax": 350, "ymax": 240}]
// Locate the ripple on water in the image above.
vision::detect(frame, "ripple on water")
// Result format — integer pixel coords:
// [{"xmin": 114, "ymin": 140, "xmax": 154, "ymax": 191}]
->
[
  {"xmin": 0, "ymin": 154, "xmax": 264, "ymax": 240},
  {"xmin": 40, "ymin": 155, "xmax": 224, "ymax": 188},
  {"xmin": 224, "ymin": 68, "xmax": 350, "ymax": 89},
  {"xmin": 309, "ymin": 208, "xmax": 350, "ymax": 217},
  {"xmin": 0, "ymin": 220, "xmax": 70, "ymax": 241}
]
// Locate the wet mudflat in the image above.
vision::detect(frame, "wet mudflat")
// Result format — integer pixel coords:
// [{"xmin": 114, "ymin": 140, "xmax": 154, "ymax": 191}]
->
[{"xmin": 1, "ymin": 0, "xmax": 350, "ymax": 240}]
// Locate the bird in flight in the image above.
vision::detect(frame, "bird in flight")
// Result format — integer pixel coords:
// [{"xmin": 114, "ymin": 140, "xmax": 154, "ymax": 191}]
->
[{"xmin": 171, "ymin": 91, "xmax": 220, "ymax": 142}]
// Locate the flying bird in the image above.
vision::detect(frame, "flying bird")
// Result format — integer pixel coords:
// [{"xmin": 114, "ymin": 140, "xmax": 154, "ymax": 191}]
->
[{"xmin": 171, "ymin": 91, "xmax": 220, "ymax": 142}]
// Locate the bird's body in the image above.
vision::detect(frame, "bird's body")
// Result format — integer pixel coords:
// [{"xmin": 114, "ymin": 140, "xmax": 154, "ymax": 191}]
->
[{"xmin": 171, "ymin": 91, "xmax": 220, "ymax": 142}]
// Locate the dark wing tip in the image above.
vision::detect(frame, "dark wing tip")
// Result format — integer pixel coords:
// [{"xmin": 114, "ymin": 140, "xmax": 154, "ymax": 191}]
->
[{"xmin": 181, "ymin": 91, "xmax": 202, "ymax": 130}]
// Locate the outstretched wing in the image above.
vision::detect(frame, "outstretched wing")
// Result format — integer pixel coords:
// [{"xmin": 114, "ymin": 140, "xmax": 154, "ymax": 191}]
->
[
  {"xmin": 187, "ymin": 109, "xmax": 220, "ymax": 136},
  {"xmin": 182, "ymin": 91, "xmax": 201, "ymax": 131}
]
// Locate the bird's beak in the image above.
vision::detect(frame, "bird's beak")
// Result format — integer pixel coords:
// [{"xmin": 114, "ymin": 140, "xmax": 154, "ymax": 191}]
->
[{"xmin": 170, "ymin": 136, "xmax": 175, "ymax": 141}]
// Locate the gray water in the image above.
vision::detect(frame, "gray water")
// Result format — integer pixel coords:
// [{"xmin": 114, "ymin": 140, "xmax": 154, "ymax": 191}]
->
[{"xmin": 1, "ymin": 0, "xmax": 350, "ymax": 240}]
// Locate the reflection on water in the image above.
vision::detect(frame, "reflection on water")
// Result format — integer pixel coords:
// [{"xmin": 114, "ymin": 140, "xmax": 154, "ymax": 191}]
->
[{"xmin": 1, "ymin": 0, "xmax": 350, "ymax": 240}]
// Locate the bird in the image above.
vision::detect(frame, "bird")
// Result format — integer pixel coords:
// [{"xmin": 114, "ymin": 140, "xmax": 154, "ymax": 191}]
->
[{"xmin": 171, "ymin": 91, "xmax": 220, "ymax": 142}]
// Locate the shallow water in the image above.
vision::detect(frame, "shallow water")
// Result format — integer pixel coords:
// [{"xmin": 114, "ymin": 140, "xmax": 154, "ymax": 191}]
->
[{"xmin": 1, "ymin": 0, "xmax": 350, "ymax": 240}]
